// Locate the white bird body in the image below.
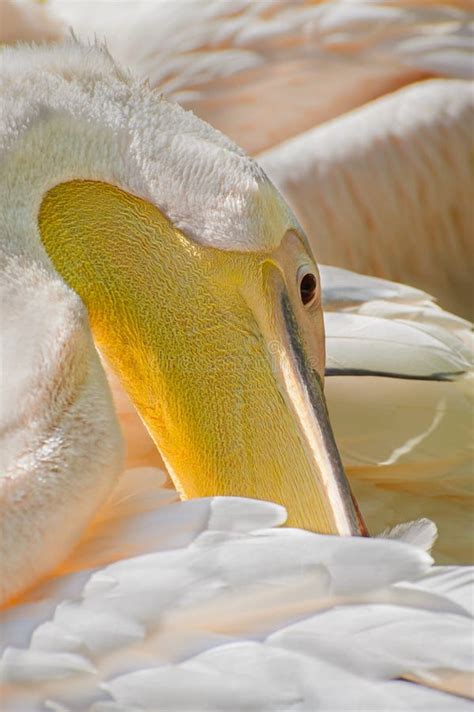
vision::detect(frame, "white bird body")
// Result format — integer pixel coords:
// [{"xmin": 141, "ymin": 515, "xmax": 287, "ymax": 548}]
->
[
  {"xmin": 0, "ymin": 258, "xmax": 123, "ymax": 602},
  {"xmin": 19, "ymin": 0, "xmax": 471, "ymax": 562},
  {"xmin": 0, "ymin": 39, "xmax": 300, "ymax": 602},
  {"xmin": 27, "ymin": 1, "xmax": 473, "ymax": 540},
  {"xmin": 2, "ymin": 0, "xmax": 473, "ymax": 500},
  {"xmin": 0, "ymin": 7, "xmax": 473, "ymax": 710}
]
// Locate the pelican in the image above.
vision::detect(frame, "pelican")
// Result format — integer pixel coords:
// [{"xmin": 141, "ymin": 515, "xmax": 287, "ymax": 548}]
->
[
  {"xmin": 2, "ymin": 35, "xmax": 379, "ymax": 601},
  {"xmin": 24, "ymin": 0, "xmax": 473, "ymax": 562},
  {"xmin": 0, "ymin": 40, "xmax": 472, "ymax": 711}
]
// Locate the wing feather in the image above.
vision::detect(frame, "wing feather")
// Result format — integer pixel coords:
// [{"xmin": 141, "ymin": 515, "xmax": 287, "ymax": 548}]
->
[
  {"xmin": 2, "ymin": 469, "xmax": 471, "ymax": 710},
  {"xmin": 48, "ymin": 0, "xmax": 473, "ymax": 155}
]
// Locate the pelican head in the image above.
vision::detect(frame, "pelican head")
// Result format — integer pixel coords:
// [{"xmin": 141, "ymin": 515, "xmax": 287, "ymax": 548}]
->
[
  {"xmin": 1, "ymin": 43, "xmax": 365, "ymax": 600},
  {"xmin": 39, "ymin": 177, "xmax": 365, "ymax": 536}
]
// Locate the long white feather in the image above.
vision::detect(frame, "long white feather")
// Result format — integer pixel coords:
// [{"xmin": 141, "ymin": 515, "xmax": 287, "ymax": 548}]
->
[{"xmin": 1, "ymin": 468, "xmax": 472, "ymax": 710}]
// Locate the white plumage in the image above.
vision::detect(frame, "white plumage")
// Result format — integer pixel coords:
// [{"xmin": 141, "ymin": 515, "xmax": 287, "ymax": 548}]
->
[
  {"xmin": 1, "ymin": 467, "xmax": 472, "ymax": 710},
  {"xmin": 1, "ymin": 3, "xmax": 473, "ymax": 710}
]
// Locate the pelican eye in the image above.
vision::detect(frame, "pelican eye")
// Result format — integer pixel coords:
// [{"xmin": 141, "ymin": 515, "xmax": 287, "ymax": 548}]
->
[{"xmin": 299, "ymin": 271, "xmax": 318, "ymax": 306}]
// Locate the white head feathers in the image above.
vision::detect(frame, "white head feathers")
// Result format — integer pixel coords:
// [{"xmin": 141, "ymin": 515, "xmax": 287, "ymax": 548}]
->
[{"xmin": 1, "ymin": 40, "xmax": 296, "ymax": 254}]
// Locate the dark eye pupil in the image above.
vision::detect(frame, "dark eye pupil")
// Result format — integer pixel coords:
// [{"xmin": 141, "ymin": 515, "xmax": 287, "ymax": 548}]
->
[{"xmin": 300, "ymin": 272, "xmax": 317, "ymax": 305}]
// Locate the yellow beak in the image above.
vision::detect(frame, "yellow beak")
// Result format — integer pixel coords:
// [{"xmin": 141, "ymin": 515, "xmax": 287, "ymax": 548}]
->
[{"xmin": 39, "ymin": 179, "xmax": 367, "ymax": 537}]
